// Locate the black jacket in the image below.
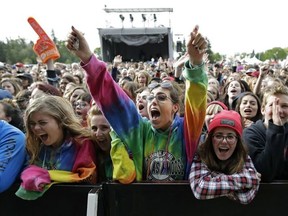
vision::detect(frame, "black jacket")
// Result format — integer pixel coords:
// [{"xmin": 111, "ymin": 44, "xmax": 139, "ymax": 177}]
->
[{"xmin": 243, "ymin": 119, "xmax": 288, "ymax": 182}]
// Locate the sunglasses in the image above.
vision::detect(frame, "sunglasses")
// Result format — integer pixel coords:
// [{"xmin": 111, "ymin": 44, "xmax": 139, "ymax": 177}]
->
[{"xmin": 147, "ymin": 93, "xmax": 172, "ymax": 103}]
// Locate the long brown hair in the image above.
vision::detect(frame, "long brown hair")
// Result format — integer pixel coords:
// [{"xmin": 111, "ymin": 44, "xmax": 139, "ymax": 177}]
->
[{"xmin": 198, "ymin": 132, "xmax": 248, "ymax": 174}]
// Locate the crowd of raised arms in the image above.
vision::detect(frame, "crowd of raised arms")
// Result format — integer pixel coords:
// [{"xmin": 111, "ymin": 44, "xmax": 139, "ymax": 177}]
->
[{"xmin": 0, "ymin": 25, "xmax": 288, "ymax": 204}]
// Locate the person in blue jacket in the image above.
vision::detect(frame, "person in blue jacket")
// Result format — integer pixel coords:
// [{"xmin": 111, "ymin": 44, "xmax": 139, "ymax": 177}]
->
[{"xmin": 0, "ymin": 120, "xmax": 26, "ymax": 192}]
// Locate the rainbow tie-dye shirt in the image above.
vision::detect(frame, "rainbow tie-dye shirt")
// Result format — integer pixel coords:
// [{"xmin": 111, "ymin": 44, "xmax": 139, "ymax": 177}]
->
[
  {"xmin": 83, "ymin": 55, "xmax": 207, "ymax": 181},
  {"xmin": 16, "ymin": 138, "xmax": 97, "ymax": 200}
]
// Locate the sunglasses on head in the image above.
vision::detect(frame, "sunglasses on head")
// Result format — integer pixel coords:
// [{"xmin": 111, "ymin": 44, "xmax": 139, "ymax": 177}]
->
[{"xmin": 148, "ymin": 81, "xmax": 173, "ymax": 91}]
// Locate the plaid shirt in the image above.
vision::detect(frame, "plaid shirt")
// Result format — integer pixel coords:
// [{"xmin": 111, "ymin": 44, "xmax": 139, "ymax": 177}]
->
[{"xmin": 189, "ymin": 153, "xmax": 260, "ymax": 204}]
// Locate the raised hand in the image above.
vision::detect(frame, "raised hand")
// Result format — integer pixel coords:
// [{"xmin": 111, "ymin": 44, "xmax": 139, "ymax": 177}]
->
[
  {"xmin": 186, "ymin": 25, "xmax": 207, "ymax": 66},
  {"xmin": 113, "ymin": 55, "xmax": 122, "ymax": 67},
  {"xmin": 203, "ymin": 53, "xmax": 210, "ymax": 65},
  {"xmin": 66, "ymin": 26, "xmax": 93, "ymax": 64},
  {"xmin": 259, "ymin": 65, "xmax": 269, "ymax": 78},
  {"xmin": 272, "ymin": 97, "xmax": 285, "ymax": 126},
  {"xmin": 174, "ymin": 53, "xmax": 189, "ymax": 69}
]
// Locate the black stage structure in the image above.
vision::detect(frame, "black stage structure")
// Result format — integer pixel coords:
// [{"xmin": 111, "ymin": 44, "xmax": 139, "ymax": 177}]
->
[{"xmin": 99, "ymin": 8, "xmax": 173, "ymax": 62}]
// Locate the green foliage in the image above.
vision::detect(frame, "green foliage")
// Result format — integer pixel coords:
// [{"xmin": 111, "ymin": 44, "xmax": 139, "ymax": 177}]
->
[
  {"xmin": 210, "ymin": 53, "xmax": 222, "ymax": 63},
  {"xmin": 0, "ymin": 37, "xmax": 90, "ymax": 65},
  {"xmin": 255, "ymin": 47, "xmax": 287, "ymax": 61},
  {"xmin": 0, "ymin": 38, "xmax": 36, "ymax": 64},
  {"xmin": 56, "ymin": 40, "xmax": 80, "ymax": 64},
  {"xmin": 94, "ymin": 47, "xmax": 102, "ymax": 56},
  {"xmin": 51, "ymin": 29, "xmax": 57, "ymax": 43},
  {"xmin": 206, "ymin": 37, "xmax": 222, "ymax": 63},
  {"xmin": 0, "ymin": 41, "xmax": 7, "ymax": 62},
  {"xmin": 0, "ymin": 35, "xmax": 287, "ymax": 65}
]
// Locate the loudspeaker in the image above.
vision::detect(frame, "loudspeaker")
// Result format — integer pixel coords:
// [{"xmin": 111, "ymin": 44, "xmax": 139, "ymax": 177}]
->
[{"xmin": 176, "ymin": 42, "xmax": 182, "ymax": 52}]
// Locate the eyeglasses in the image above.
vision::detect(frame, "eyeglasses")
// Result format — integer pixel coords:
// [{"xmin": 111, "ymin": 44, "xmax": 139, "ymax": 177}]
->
[
  {"xmin": 212, "ymin": 134, "xmax": 237, "ymax": 144},
  {"xmin": 147, "ymin": 93, "xmax": 172, "ymax": 103},
  {"xmin": 75, "ymin": 102, "xmax": 88, "ymax": 108},
  {"xmin": 136, "ymin": 95, "xmax": 148, "ymax": 101},
  {"xmin": 148, "ymin": 81, "xmax": 173, "ymax": 91}
]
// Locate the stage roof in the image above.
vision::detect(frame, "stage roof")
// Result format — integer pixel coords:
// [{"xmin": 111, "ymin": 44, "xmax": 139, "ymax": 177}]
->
[
  {"xmin": 98, "ymin": 27, "xmax": 171, "ymax": 36},
  {"xmin": 103, "ymin": 8, "xmax": 173, "ymax": 13}
]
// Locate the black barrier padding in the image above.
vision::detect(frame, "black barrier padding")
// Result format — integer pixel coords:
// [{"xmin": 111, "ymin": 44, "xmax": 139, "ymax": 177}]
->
[
  {"xmin": 0, "ymin": 183, "xmax": 100, "ymax": 216},
  {"xmin": 100, "ymin": 181, "xmax": 288, "ymax": 216},
  {"xmin": 2, "ymin": 181, "xmax": 288, "ymax": 216}
]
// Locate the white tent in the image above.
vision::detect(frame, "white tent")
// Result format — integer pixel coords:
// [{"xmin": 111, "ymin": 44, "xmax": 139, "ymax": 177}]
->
[{"xmin": 243, "ymin": 56, "xmax": 262, "ymax": 65}]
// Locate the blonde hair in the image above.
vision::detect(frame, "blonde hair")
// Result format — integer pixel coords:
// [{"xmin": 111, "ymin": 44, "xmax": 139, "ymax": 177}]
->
[
  {"xmin": 25, "ymin": 95, "xmax": 92, "ymax": 163},
  {"xmin": 206, "ymin": 91, "xmax": 215, "ymax": 103},
  {"xmin": 261, "ymin": 83, "xmax": 288, "ymax": 108},
  {"xmin": 1, "ymin": 78, "xmax": 22, "ymax": 96},
  {"xmin": 87, "ymin": 104, "xmax": 104, "ymax": 128},
  {"xmin": 206, "ymin": 103, "xmax": 224, "ymax": 115},
  {"xmin": 135, "ymin": 70, "xmax": 151, "ymax": 86}
]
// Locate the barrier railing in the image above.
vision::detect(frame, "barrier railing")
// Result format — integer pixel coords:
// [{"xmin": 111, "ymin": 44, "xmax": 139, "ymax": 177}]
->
[
  {"xmin": 91, "ymin": 181, "xmax": 288, "ymax": 216},
  {"xmin": 0, "ymin": 183, "xmax": 99, "ymax": 216},
  {"xmin": 1, "ymin": 181, "xmax": 288, "ymax": 216}
]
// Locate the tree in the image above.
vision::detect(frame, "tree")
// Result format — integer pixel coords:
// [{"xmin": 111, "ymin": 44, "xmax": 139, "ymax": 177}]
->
[
  {"xmin": 56, "ymin": 40, "xmax": 80, "ymax": 63},
  {"xmin": 0, "ymin": 33, "xmax": 287, "ymax": 65},
  {"xmin": 94, "ymin": 47, "xmax": 102, "ymax": 57},
  {"xmin": 257, "ymin": 47, "xmax": 287, "ymax": 62},
  {"xmin": 0, "ymin": 41, "xmax": 7, "ymax": 62},
  {"xmin": 205, "ymin": 37, "xmax": 221, "ymax": 63},
  {"xmin": 51, "ymin": 29, "xmax": 58, "ymax": 44},
  {"xmin": 250, "ymin": 50, "xmax": 255, "ymax": 58}
]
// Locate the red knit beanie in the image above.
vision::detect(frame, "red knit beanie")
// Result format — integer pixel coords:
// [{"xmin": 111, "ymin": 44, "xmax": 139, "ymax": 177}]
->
[{"xmin": 208, "ymin": 110, "xmax": 242, "ymax": 136}]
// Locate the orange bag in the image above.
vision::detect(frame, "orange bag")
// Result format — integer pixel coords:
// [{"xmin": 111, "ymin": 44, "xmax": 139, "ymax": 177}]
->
[{"xmin": 28, "ymin": 17, "xmax": 60, "ymax": 63}]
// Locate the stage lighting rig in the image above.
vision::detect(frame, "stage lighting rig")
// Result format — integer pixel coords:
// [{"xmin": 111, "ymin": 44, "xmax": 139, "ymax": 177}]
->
[
  {"xmin": 119, "ymin": 14, "xmax": 125, "ymax": 21},
  {"xmin": 142, "ymin": 14, "xmax": 146, "ymax": 22},
  {"xmin": 153, "ymin": 14, "xmax": 157, "ymax": 22}
]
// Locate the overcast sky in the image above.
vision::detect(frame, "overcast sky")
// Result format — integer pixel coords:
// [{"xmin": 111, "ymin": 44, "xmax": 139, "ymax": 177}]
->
[{"xmin": 1, "ymin": 0, "xmax": 287, "ymax": 56}]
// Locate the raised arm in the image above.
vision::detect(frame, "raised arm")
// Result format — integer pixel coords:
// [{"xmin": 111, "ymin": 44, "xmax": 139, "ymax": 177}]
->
[
  {"xmin": 182, "ymin": 26, "xmax": 208, "ymax": 174},
  {"xmin": 253, "ymin": 65, "xmax": 268, "ymax": 96},
  {"xmin": 66, "ymin": 27, "xmax": 141, "ymax": 143}
]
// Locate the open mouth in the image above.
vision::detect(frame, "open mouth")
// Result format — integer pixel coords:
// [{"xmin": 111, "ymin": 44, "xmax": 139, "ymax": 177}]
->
[
  {"xmin": 219, "ymin": 147, "xmax": 229, "ymax": 153},
  {"xmin": 138, "ymin": 104, "xmax": 144, "ymax": 111},
  {"xmin": 39, "ymin": 134, "xmax": 48, "ymax": 142},
  {"xmin": 244, "ymin": 108, "xmax": 252, "ymax": 114},
  {"xmin": 151, "ymin": 109, "xmax": 160, "ymax": 120}
]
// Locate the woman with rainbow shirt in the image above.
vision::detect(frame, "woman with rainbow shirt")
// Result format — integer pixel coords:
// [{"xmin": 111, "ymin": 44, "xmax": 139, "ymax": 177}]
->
[
  {"xmin": 16, "ymin": 96, "xmax": 97, "ymax": 200},
  {"xmin": 66, "ymin": 25, "xmax": 208, "ymax": 183}
]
